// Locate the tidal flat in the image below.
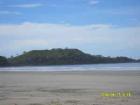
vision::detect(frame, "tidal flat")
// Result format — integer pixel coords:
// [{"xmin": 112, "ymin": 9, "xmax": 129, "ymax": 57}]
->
[{"xmin": 0, "ymin": 71, "xmax": 140, "ymax": 105}]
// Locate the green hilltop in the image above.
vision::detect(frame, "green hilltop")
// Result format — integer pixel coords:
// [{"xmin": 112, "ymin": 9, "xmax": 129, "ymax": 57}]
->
[{"xmin": 0, "ymin": 48, "xmax": 138, "ymax": 66}]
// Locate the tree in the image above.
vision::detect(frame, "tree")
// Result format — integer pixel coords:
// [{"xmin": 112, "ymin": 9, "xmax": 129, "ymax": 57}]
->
[{"xmin": 0, "ymin": 56, "xmax": 9, "ymax": 66}]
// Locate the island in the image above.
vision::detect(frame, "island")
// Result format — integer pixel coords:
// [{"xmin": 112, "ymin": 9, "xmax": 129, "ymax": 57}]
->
[{"xmin": 0, "ymin": 48, "xmax": 139, "ymax": 66}]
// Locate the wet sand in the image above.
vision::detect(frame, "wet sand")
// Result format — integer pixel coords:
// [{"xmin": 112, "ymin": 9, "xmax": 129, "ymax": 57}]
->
[{"xmin": 0, "ymin": 71, "xmax": 140, "ymax": 105}]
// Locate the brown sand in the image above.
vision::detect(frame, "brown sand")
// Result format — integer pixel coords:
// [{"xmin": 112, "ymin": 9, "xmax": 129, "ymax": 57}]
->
[{"xmin": 0, "ymin": 71, "xmax": 140, "ymax": 105}]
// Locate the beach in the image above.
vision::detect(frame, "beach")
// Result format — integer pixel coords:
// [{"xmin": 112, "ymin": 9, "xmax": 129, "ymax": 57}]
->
[{"xmin": 0, "ymin": 71, "xmax": 140, "ymax": 105}]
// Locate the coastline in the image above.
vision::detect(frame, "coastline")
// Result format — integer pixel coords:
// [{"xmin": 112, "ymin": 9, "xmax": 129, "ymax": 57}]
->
[{"xmin": 1, "ymin": 62, "xmax": 140, "ymax": 72}]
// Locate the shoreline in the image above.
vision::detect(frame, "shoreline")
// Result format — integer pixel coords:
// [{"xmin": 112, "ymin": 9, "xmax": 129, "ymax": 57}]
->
[
  {"xmin": 0, "ymin": 62, "xmax": 139, "ymax": 67},
  {"xmin": 0, "ymin": 62, "xmax": 140, "ymax": 72}
]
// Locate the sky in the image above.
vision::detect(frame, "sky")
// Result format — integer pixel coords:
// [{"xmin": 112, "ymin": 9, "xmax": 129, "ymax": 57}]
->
[{"xmin": 0, "ymin": 0, "xmax": 140, "ymax": 59}]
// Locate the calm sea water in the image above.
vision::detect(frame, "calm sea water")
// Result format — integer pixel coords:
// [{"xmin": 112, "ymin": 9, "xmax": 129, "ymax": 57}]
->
[{"xmin": 0, "ymin": 63, "xmax": 140, "ymax": 71}]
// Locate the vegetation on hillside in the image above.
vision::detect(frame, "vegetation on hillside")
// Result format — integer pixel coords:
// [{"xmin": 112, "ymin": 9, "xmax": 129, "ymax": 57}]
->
[
  {"xmin": 8, "ymin": 48, "xmax": 136, "ymax": 66},
  {"xmin": 0, "ymin": 56, "xmax": 9, "ymax": 66}
]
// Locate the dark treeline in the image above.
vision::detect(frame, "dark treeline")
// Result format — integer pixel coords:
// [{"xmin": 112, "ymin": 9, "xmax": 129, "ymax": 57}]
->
[
  {"xmin": 0, "ymin": 56, "xmax": 9, "ymax": 66},
  {"xmin": 0, "ymin": 48, "xmax": 139, "ymax": 66}
]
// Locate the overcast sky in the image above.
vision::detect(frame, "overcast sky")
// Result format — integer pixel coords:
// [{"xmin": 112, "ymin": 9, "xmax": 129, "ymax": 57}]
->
[{"xmin": 0, "ymin": 0, "xmax": 140, "ymax": 58}]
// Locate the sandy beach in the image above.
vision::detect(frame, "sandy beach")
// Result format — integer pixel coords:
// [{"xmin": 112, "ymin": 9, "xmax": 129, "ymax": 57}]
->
[{"xmin": 0, "ymin": 71, "xmax": 140, "ymax": 105}]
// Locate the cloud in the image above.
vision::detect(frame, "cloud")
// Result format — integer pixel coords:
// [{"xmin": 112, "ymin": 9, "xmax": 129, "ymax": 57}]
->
[
  {"xmin": 9, "ymin": 3, "xmax": 43, "ymax": 8},
  {"xmin": 89, "ymin": 0, "xmax": 100, "ymax": 5},
  {"xmin": 0, "ymin": 22, "xmax": 140, "ymax": 58},
  {"xmin": 0, "ymin": 11, "xmax": 21, "ymax": 15}
]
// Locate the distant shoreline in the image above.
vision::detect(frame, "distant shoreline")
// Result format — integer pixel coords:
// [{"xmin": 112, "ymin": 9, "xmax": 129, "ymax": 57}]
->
[
  {"xmin": 0, "ymin": 62, "xmax": 140, "ymax": 72},
  {"xmin": 0, "ymin": 61, "xmax": 139, "ymax": 67}
]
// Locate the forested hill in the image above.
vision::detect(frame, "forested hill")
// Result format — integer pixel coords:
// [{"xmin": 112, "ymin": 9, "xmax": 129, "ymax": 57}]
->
[{"xmin": 6, "ymin": 48, "xmax": 136, "ymax": 66}]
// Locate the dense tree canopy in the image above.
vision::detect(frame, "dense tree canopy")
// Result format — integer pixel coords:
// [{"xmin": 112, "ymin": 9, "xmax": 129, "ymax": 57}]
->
[
  {"xmin": 0, "ymin": 56, "xmax": 9, "ymax": 66},
  {"xmin": 8, "ymin": 48, "xmax": 135, "ymax": 66}
]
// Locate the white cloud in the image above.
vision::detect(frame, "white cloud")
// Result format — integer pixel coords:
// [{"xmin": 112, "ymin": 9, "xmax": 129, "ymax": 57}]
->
[
  {"xmin": 0, "ymin": 11, "xmax": 21, "ymax": 15},
  {"xmin": 89, "ymin": 0, "xmax": 100, "ymax": 5},
  {"xmin": 9, "ymin": 3, "xmax": 43, "ymax": 8},
  {"xmin": 0, "ymin": 22, "xmax": 139, "ymax": 45},
  {"xmin": 0, "ymin": 22, "xmax": 113, "ymax": 43},
  {"xmin": 0, "ymin": 22, "xmax": 140, "ymax": 57}
]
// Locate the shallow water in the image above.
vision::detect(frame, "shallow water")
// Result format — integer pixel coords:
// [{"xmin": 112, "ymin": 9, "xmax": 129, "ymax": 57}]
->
[{"xmin": 0, "ymin": 63, "xmax": 140, "ymax": 71}]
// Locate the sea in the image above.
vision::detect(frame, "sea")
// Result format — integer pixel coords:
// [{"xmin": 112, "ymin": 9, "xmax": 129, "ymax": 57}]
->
[{"xmin": 0, "ymin": 63, "xmax": 140, "ymax": 72}]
